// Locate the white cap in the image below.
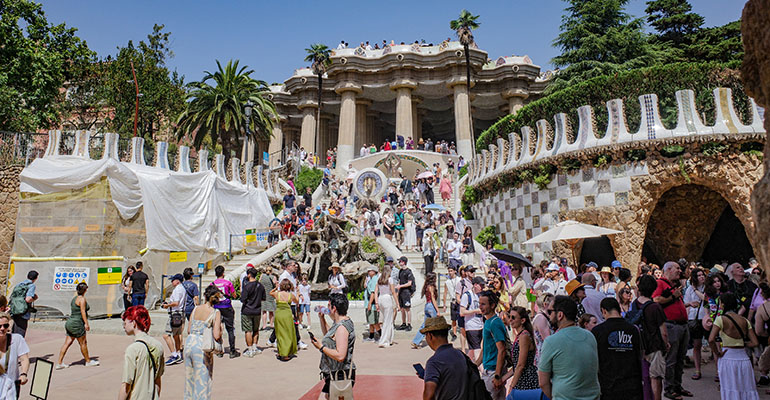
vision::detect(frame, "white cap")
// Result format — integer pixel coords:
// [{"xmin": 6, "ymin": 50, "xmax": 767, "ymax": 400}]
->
[{"xmin": 546, "ymin": 263, "xmax": 560, "ymax": 272}]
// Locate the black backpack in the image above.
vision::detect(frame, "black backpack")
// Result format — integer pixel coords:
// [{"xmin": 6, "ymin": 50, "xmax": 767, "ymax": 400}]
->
[{"xmin": 463, "ymin": 353, "xmax": 492, "ymax": 400}]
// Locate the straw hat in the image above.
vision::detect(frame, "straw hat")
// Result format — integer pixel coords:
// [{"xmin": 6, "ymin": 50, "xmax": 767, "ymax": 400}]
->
[
  {"xmin": 419, "ymin": 316, "xmax": 452, "ymax": 334},
  {"xmin": 600, "ymin": 267, "xmax": 612, "ymax": 274},
  {"xmin": 331, "ymin": 262, "xmax": 341, "ymax": 270}
]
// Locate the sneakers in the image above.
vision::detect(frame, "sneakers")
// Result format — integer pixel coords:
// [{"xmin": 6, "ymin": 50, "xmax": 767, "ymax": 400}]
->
[
  {"xmin": 405, "ymin": 324, "xmax": 412, "ymax": 332},
  {"xmin": 229, "ymin": 350, "xmax": 240, "ymax": 359},
  {"xmin": 244, "ymin": 349, "xmax": 255, "ymax": 358},
  {"xmin": 363, "ymin": 337, "xmax": 375, "ymax": 342},
  {"xmin": 253, "ymin": 348, "xmax": 263, "ymax": 355},
  {"xmin": 395, "ymin": 324, "xmax": 407, "ymax": 331},
  {"xmin": 378, "ymin": 343, "xmax": 390, "ymax": 348},
  {"xmin": 85, "ymin": 360, "xmax": 100, "ymax": 367},
  {"xmin": 164, "ymin": 355, "xmax": 180, "ymax": 366},
  {"xmin": 299, "ymin": 341, "xmax": 309, "ymax": 350},
  {"xmin": 55, "ymin": 363, "xmax": 69, "ymax": 370},
  {"xmin": 267, "ymin": 340, "xmax": 276, "ymax": 348}
]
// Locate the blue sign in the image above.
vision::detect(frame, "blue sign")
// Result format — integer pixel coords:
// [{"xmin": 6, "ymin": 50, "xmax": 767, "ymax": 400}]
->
[
  {"xmin": 69, "ymin": 273, "xmax": 74, "ymax": 278},
  {"xmin": 55, "ymin": 278, "xmax": 60, "ymax": 284},
  {"xmin": 263, "ymin": 151, "xmax": 269, "ymax": 165},
  {"xmin": 55, "ymin": 272, "xmax": 61, "ymax": 277}
]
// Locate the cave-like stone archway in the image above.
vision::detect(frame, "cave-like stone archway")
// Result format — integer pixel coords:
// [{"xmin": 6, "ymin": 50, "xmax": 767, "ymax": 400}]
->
[{"xmin": 565, "ymin": 152, "xmax": 764, "ymax": 275}]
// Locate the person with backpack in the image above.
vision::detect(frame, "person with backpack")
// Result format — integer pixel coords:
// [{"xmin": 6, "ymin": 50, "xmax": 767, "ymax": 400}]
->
[
  {"xmin": 395, "ymin": 256, "xmax": 415, "ymax": 331},
  {"xmin": 592, "ymin": 297, "xmax": 642, "ymax": 400},
  {"xmin": 420, "ymin": 316, "xmax": 471, "ymax": 400},
  {"xmin": 120, "ymin": 306, "xmax": 164, "ymax": 400},
  {"xmin": 9, "ymin": 271, "xmax": 38, "ymax": 337},
  {"xmin": 633, "ymin": 274, "xmax": 669, "ymax": 400},
  {"xmin": 212, "ymin": 266, "xmax": 239, "ymax": 359},
  {"xmin": 476, "ymin": 290, "xmax": 509, "ymax": 400}
]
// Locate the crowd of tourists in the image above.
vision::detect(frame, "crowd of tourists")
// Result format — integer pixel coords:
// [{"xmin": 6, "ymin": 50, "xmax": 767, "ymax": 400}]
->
[{"xmin": 335, "ymin": 37, "xmax": 455, "ymax": 51}]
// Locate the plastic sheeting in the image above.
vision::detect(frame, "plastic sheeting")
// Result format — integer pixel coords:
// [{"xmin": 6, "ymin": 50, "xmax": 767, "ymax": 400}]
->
[{"xmin": 19, "ymin": 156, "xmax": 274, "ymax": 252}]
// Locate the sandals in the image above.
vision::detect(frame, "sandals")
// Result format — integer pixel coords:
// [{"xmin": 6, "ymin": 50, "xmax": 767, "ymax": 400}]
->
[
  {"xmin": 678, "ymin": 388, "xmax": 694, "ymax": 397},
  {"xmin": 663, "ymin": 391, "xmax": 682, "ymax": 400},
  {"xmin": 691, "ymin": 371, "xmax": 701, "ymax": 380}
]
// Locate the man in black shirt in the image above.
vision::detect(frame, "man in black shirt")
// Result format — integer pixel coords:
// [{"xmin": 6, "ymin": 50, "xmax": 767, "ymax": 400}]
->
[
  {"xmin": 396, "ymin": 256, "xmax": 415, "ymax": 331},
  {"xmin": 129, "ymin": 261, "xmax": 149, "ymax": 306},
  {"xmin": 592, "ymin": 297, "xmax": 642, "ymax": 400},
  {"xmin": 728, "ymin": 264, "xmax": 757, "ymax": 317},
  {"xmin": 283, "ymin": 192, "xmax": 296, "ymax": 215},
  {"xmin": 240, "ymin": 267, "xmax": 266, "ymax": 357},
  {"xmin": 303, "ymin": 187, "xmax": 313, "ymax": 208},
  {"xmin": 421, "ymin": 316, "xmax": 468, "ymax": 400}
]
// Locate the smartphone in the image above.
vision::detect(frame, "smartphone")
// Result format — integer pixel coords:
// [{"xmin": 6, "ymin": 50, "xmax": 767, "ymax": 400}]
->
[
  {"xmin": 413, "ymin": 363, "xmax": 425, "ymax": 379},
  {"xmin": 308, "ymin": 331, "xmax": 316, "ymax": 342}
]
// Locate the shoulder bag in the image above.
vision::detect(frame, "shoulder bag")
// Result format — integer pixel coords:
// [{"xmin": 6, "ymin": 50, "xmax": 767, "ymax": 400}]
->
[
  {"xmin": 329, "ymin": 362, "xmax": 354, "ymax": 399},
  {"xmin": 136, "ymin": 340, "xmax": 157, "ymax": 400},
  {"xmin": 199, "ymin": 307, "xmax": 224, "ymax": 355}
]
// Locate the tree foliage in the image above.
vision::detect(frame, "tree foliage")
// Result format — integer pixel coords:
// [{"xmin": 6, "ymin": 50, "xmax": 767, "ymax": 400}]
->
[
  {"xmin": 176, "ymin": 59, "xmax": 276, "ymax": 161},
  {"xmin": 0, "ymin": 0, "xmax": 93, "ymax": 132},
  {"xmin": 646, "ymin": 0, "xmax": 704, "ymax": 45}
]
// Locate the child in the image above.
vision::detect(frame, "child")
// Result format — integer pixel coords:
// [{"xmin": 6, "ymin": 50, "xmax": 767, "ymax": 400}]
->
[{"xmin": 298, "ymin": 274, "xmax": 312, "ymax": 329}]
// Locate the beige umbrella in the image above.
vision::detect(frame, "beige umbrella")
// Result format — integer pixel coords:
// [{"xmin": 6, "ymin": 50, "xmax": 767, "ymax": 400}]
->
[{"xmin": 522, "ymin": 220, "xmax": 623, "ymax": 267}]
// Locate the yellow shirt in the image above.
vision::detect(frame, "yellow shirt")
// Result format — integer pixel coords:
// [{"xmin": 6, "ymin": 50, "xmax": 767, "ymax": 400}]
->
[
  {"xmin": 122, "ymin": 331, "xmax": 165, "ymax": 400},
  {"xmin": 714, "ymin": 314, "xmax": 752, "ymax": 348}
]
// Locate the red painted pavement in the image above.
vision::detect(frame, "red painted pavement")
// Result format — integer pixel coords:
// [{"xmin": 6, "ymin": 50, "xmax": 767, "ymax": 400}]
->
[{"xmin": 299, "ymin": 375, "xmax": 423, "ymax": 400}]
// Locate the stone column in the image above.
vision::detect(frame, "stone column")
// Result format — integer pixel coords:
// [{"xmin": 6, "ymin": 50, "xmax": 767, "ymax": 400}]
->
[
  {"xmin": 391, "ymin": 80, "xmax": 417, "ymax": 143},
  {"xmin": 355, "ymin": 99, "xmax": 371, "ymax": 156},
  {"xmin": 267, "ymin": 120, "xmax": 284, "ymax": 168},
  {"xmin": 450, "ymin": 80, "xmax": 473, "ymax": 160},
  {"xmin": 503, "ymin": 91, "xmax": 528, "ymax": 115},
  {"xmin": 319, "ymin": 115, "xmax": 331, "ymax": 163},
  {"xmin": 299, "ymin": 104, "xmax": 317, "ymax": 153},
  {"xmin": 335, "ymin": 82, "xmax": 362, "ymax": 170},
  {"xmin": 367, "ymin": 111, "xmax": 378, "ymax": 148},
  {"xmin": 411, "ymin": 97, "xmax": 422, "ymax": 143}
]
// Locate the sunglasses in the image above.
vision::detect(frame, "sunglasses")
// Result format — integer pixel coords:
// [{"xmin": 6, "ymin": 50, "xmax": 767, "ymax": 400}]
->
[{"xmin": 0, "ymin": 324, "xmax": 9, "ymax": 329}]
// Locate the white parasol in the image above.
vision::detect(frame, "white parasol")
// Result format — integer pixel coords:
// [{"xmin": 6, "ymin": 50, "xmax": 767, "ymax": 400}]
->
[{"xmin": 523, "ymin": 220, "xmax": 622, "ymax": 267}]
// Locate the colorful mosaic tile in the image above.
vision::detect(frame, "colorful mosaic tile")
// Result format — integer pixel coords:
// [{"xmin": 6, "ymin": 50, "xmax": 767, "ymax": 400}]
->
[
  {"xmin": 584, "ymin": 195, "xmax": 595, "ymax": 208},
  {"xmin": 524, "ymin": 205, "xmax": 531, "ymax": 218},
  {"xmin": 612, "ymin": 165, "xmax": 625, "ymax": 178},
  {"xmin": 582, "ymin": 168, "xmax": 594, "ymax": 182},
  {"xmin": 531, "ymin": 192, "xmax": 538, "ymax": 204},
  {"xmin": 570, "ymin": 183, "xmax": 581, "ymax": 196},
  {"xmin": 533, "ymin": 215, "xmax": 540, "ymax": 228},
  {"xmin": 615, "ymin": 192, "xmax": 629, "ymax": 205},
  {"xmin": 598, "ymin": 180, "xmax": 610, "ymax": 193},
  {"xmin": 557, "ymin": 174, "xmax": 567, "ymax": 186},
  {"xmin": 540, "ymin": 202, "xmax": 548, "ymax": 214},
  {"xmin": 560, "ymin": 199, "xmax": 569, "ymax": 212}
]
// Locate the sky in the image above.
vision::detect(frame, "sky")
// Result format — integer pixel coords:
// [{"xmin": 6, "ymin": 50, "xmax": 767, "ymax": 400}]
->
[{"xmin": 40, "ymin": 0, "xmax": 745, "ymax": 85}]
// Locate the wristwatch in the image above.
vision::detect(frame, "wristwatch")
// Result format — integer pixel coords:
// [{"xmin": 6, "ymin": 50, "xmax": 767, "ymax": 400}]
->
[
  {"xmin": 494, "ymin": 374, "xmax": 500, "ymax": 380},
  {"xmin": 319, "ymin": 345, "xmax": 325, "ymax": 353}
]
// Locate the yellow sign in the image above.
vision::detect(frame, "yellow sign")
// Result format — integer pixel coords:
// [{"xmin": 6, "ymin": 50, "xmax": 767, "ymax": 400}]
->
[
  {"xmin": 169, "ymin": 252, "xmax": 187, "ymax": 263},
  {"xmin": 245, "ymin": 234, "xmax": 256, "ymax": 243},
  {"xmin": 97, "ymin": 267, "xmax": 122, "ymax": 285}
]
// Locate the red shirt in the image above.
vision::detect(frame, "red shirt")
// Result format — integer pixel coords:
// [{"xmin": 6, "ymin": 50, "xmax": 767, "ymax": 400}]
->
[{"xmin": 652, "ymin": 278, "xmax": 687, "ymax": 323}]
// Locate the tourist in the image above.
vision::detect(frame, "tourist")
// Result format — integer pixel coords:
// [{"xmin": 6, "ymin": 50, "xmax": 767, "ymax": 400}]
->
[
  {"xmin": 161, "ymin": 274, "xmax": 186, "ymax": 366},
  {"xmin": 412, "ymin": 273, "xmax": 439, "ymax": 349},
  {"xmin": 580, "ymin": 272, "xmax": 605, "ymax": 322},
  {"xmin": 9, "ymin": 271, "xmax": 37, "ymax": 338},
  {"xmin": 382, "ymin": 208, "xmax": 395, "ymax": 241},
  {"xmin": 652, "ymin": 261, "xmax": 693, "ymax": 399},
  {"xmin": 439, "ymin": 172, "xmax": 452, "ymax": 207},
  {"xmin": 598, "ymin": 266, "xmax": 616, "ymax": 297},
  {"xmin": 376, "ymin": 265, "xmax": 399, "ymax": 348},
  {"xmin": 537, "ymin": 295, "xmax": 600, "ymax": 400},
  {"xmin": 615, "ymin": 267, "xmax": 633, "ymax": 304},
  {"xmin": 396, "ymin": 256, "xmax": 415, "ymax": 331},
  {"xmin": 442, "ymin": 265, "xmax": 461, "ymax": 342},
  {"xmin": 421, "ymin": 231, "xmax": 436, "ymax": 276},
  {"xmin": 728, "ymin": 263, "xmax": 757, "ymax": 318},
  {"xmin": 618, "ymin": 287, "xmax": 633, "ymax": 316},
  {"xmin": 182, "ymin": 268, "xmax": 200, "ymax": 321},
  {"xmin": 708, "ymin": 293, "xmax": 760, "ymax": 399},
  {"xmin": 508, "ymin": 264, "xmax": 528, "ymax": 309},
  {"xmin": 56, "ymin": 282, "xmax": 98, "ymax": 369},
  {"xmin": 271, "ymin": 279, "xmax": 298, "ymax": 361},
  {"xmin": 490, "ymin": 275, "xmax": 510, "ymax": 314},
  {"xmin": 283, "ymin": 190, "xmax": 296, "ymax": 217},
  {"xmin": 129, "ymin": 262, "xmax": 149, "ymax": 307},
  {"xmin": 311, "ymin": 293, "xmax": 356, "ymax": 399},
  {"xmin": 240, "ymin": 267, "xmax": 266, "ymax": 357},
  {"xmin": 424, "ymin": 176, "xmax": 435, "ymax": 204},
  {"xmin": 754, "ymin": 282, "xmax": 770, "ymax": 387},
  {"xmin": 477, "ymin": 290, "xmax": 508, "ymax": 400},
  {"xmin": 577, "ymin": 313, "xmax": 598, "ymax": 331},
  {"xmin": 184, "ymin": 286, "xmax": 222, "ymax": 400},
  {"xmin": 337, "ymin": 40, "xmax": 345, "ymax": 49},
  {"xmin": 212, "ymin": 265, "xmax": 239, "ymax": 358},
  {"xmin": 404, "ymin": 206, "xmax": 417, "ymax": 251},
  {"xmin": 273, "ymin": 260, "xmax": 306, "ymax": 353},
  {"xmin": 304, "ymin": 186, "xmax": 313, "ymax": 208},
  {"xmin": 328, "ymin": 262, "xmax": 347, "ymax": 295},
  {"xmin": 446, "ymin": 232, "xmax": 463, "ymax": 271},
  {"xmin": 461, "ymin": 227, "xmax": 475, "ymax": 267},
  {"xmin": 566, "ymin": 279, "xmax": 586, "ymax": 318},
  {"xmin": 364, "ymin": 266, "xmax": 380, "ymax": 342},
  {"xmin": 460, "ymin": 277, "xmax": 485, "ymax": 360},
  {"xmin": 420, "ymin": 316, "xmax": 468, "ymax": 400},
  {"xmin": 634, "ymin": 275, "xmax": 668, "ymax": 400},
  {"xmin": 592, "ymin": 297, "xmax": 643, "ymax": 399},
  {"xmin": 260, "ymin": 265, "xmax": 277, "ymax": 330},
  {"xmin": 120, "ymin": 306, "xmax": 163, "ymax": 400},
  {"xmin": 683, "ymin": 267, "xmax": 707, "ymax": 380},
  {"xmin": 503, "ymin": 306, "xmax": 542, "ymax": 398},
  {"xmin": 455, "ymin": 211, "xmax": 466, "ymax": 235},
  {"xmin": 534, "ymin": 263, "xmax": 567, "ymax": 296},
  {"xmin": 298, "ymin": 273, "xmax": 312, "ymax": 329},
  {"xmin": 121, "ymin": 265, "xmax": 136, "ymax": 311},
  {"xmin": 394, "ymin": 206, "xmax": 405, "ymax": 247}
]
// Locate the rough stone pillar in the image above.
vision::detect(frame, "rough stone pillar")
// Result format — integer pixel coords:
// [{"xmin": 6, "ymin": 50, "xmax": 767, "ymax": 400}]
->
[
  {"xmin": 743, "ymin": 0, "xmax": 770, "ymax": 275},
  {"xmin": 268, "ymin": 121, "xmax": 284, "ymax": 167},
  {"xmin": 391, "ymin": 80, "xmax": 417, "ymax": 143},
  {"xmin": 412, "ymin": 97, "xmax": 422, "ymax": 143},
  {"xmin": 451, "ymin": 81, "xmax": 474, "ymax": 160},
  {"xmin": 508, "ymin": 95, "xmax": 526, "ymax": 115},
  {"xmin": 355, "ymin": 99, "xmax": 371, "ymax": 156},
  {"xmin": 335, "ymin": 82, "xmax": 361, "ymax": 170},
  {"xmin": 299, "ymin": 105, "xmax": 317, "ymax": 154}
]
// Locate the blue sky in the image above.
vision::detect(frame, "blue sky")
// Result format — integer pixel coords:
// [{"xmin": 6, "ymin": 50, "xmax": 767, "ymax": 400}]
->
[{"xmin": 40, "ymin": 0, "xmax": 744, "ymax": 85}]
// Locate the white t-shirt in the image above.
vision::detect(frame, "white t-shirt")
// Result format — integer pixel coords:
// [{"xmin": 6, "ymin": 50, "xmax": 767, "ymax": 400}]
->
[
  {"xmin": 461, "ymin": 291, "xmax": 483, "ymax": 331},
  {"xmin": 298, "ymin": 283, "xmax": 311, "ymax": 305},
  {"xmin": 279, "ymin": 270, "xmax": 297, "ymax": 290},
  {"xmin": 0, "ymin": 374, "xmax": 14, "ymax": 400},
  {"xmin": 0, "ymin": 334, "xmax": 29, "ymax": 381},
  {"xmin": 168, "ymin": 284, "xmax": 186, "ymax": 312},
  {"xmin": 447, "ymin": 239, "xmax": 461, "ymax": 259},
  {"xmin": 445, "ymin": 277, "xmax": 461, "ymax": 303}
]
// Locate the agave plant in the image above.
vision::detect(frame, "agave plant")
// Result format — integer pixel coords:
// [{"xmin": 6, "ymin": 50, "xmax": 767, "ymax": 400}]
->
[
  {"xmin": 305, "ymin": 44, "xmax": 331, "ymax": 155},
  {"xmin": 176, "ymin": 59, "xmax": 276, "ymax": 162}
]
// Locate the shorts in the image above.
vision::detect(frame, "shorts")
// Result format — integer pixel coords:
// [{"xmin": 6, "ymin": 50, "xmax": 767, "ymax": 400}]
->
[
  {"xmin": 299, "ymin": 304, "xmax": 310, "ymax": 314},
  {"xmin": 366, "ymin": 306, "xmax": 380, "ymax": 325},
  {"xmin": 466, "ymin": 329, "xmax": 482, "ymax": 350},
  {"xmin": 450, "ymin": 302, "xmax": 460, "ymax": 322},
  {"xmin": 384, "ymin": 226, "xmax": 394, "ymax": 236},
  {"xmin": 448, "ymin": 258, "xmax": 462, "ymax": 270},
  {"xmin": 398, "ymin": 290, "xmax": 412, "ymax": 308},
  {"xmin": 165, "ymin": 314, "xmax": 185, "ymax": 336},
  {"xmin": 241, "ymin": 314, "xmax": 261, "ymax": 333},
  {"xmin": 645, "ymin": 350, "xmax": 665, "ymax": 379},
  {"xmin": 321, "ymin": 369, "xmax": 356, "ymax": 394},
  {"xmin": 457, "ymin": 313, "xmax": 466, "ymax": 329}
]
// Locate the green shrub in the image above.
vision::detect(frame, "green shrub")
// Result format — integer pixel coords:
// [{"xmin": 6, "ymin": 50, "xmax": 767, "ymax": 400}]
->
[
  {"xmin": 289, "ymin": 238, "xmax": 303, "ymax": 257},
  {"xmin": 346, "ymin": 290, "xmax": 365, "ymax": 301},
  {"xmin": 477, "ymin": 62, "xmax": 747, "ymax": 151},
  {"xmin": 593, "ymin": 154, "xmax": 612, "ymax": 168},
  {"xmin": 295, "ymin": 166, "xmax": 323, "ymax": 194},
  {"xmin": 741, "ymin": 142, "xmax": 763, "ymax": 158},
  {"xmin": 476, "ymin": 226, "xmax": 500, "ymax": 247},
  {"xmin": 661, "ymin": 145, "xmax": 685, "ymax": 158},
  {"xmin": 272, "ymin": 203, "xmax": 284, "ymax": 216},
  {"xmin": 360, "ymin": 236, "xmax": 379, "ymax": 253},
  {"xmin": 625, "ymin": 149, "xmax": 647, "ymax": 162},
  {"xmin": 459, "ymin": 165, "xmax": 468, "ymax": 178},
  {"xmin": 560, "ymin": 158, "xmax": 581, "ymax": 173},
  {"xmin": 460, "ymin": 185, "xmax": 479, "ymax": 219},
  {"xmin": 701, "ymin": 142, "xmax": 728, "ymax": 156},
  {"xmin": 533, "ymin": 164, "xmax": 557, "ymax": 190}
]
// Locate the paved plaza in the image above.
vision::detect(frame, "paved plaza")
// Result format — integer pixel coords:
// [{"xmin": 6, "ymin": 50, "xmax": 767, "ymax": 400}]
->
[{"xmin": 14, "ymin": 302, "xmax": 742, "ymax": 400}]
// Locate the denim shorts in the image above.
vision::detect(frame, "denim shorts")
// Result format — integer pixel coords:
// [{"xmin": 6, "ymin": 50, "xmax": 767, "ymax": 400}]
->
[{"xmin": 299, "ymin": 304, "xmax": 310, "ymax": 314}]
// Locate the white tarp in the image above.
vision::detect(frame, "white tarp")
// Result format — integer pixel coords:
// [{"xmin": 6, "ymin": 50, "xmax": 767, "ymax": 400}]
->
[{"xmin": 19, "ymin": 156, "xmax": 274, "ymax": 253}]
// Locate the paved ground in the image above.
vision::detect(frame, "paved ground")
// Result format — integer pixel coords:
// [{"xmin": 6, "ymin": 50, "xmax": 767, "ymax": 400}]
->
[{"xmin": 16, "ymin": 302, "xmax": 764, "ymax": 399}]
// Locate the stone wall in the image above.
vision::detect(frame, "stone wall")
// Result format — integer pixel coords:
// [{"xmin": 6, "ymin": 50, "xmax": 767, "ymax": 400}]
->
[{"xmin": 0, "ymin": 166, "xmax": 22, "ymax": 288}]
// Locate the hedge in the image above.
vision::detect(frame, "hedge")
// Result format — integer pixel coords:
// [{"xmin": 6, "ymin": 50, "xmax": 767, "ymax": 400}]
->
[
  {"xmin": 294, "ymin": 165, "xmax": 323, "ymax": 194},
  {"xmin": 476, "ymin": 62, "xmax": 748, "ymax": 151}
]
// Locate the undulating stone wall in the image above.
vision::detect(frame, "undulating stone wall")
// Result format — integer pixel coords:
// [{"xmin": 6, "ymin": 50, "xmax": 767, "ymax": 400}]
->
[{"xmin": 0, "ymin": 166, "xmax": 22, "ymax": 288}]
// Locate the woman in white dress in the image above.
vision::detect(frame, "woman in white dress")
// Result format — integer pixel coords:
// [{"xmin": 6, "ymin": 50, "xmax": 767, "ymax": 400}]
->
[
  {"xmin": 404, "ymin": 207, "xmax": 417, "ymax": 251},
  {"xmin": 376, "ymin": 266, "xmax": 400, "ymax": 348}
]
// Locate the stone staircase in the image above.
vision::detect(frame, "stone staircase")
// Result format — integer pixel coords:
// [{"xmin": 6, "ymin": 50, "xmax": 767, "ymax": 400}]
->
[{"xmin": 201, "ymin": 253, "xmax": 254, "ymax": 288}]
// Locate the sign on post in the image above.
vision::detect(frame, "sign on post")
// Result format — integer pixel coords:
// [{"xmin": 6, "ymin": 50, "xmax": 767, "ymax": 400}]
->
[
  {"xmin": 53, "ymin": 267, "xmax": 90, "ymax": 291},
  {"xmin": 97, "ymin": 267, "xmax": 122, "ymax": 285},
  {"xmin": 197, "ymin": 263, "xmax": 205, "ymax": 274},
  {"xmin": 245, "ymin": 228, "xmax": 256, "ymax": 243}
]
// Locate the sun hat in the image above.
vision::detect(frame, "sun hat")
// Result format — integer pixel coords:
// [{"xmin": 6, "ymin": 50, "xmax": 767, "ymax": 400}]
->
[
  {"xmin": 565, "ymin": 279, "xmax": 585, "ymax": 296},
  {"xmin": 600, "ymin": 266, "xmax": 612, "ymax": 274},
  {"xmin": 419, "ymin": 316, "xmax": 452, "ymax": 334},
  {"xmin": 546, "ymin": 263, "xmax": 560, "ymax": 272},
  {"xmin": 331, "ymin": 262, "xmax": 341, "ymax": 270}
]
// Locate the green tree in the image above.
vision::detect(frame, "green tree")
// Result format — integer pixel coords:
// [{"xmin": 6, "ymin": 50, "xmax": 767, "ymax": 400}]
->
[
  {"xmin": 176, "ymin": 60, "xmax": 276, "ymax": 162},
  {"xmin": 61, "ymin": 60, "xmax": 109, "ymax": 131},
  {"xmin": 0, "ymin": 0, "xmax": 93, "ymax": 132},
  {"xmin": 549, "ymin": 0, "xmax": 652, "ymax": 94},
  {"xmin": 304, "ymin": 44, "xmax": 331, "ymax": 156},
  {"xmin": 450, "ymin": 9, "xmax": 481, "ymax": 140},
  {"xmin": 685, "ymin": 20, "xmax": 743, "ymax": 64},
  {"xmin": 102, "ymin": 24, "xmax": 185, "ymax": 143},
  {"xmin": 645, "ymin": 0, "xmax": 704, "ymax": 45}
]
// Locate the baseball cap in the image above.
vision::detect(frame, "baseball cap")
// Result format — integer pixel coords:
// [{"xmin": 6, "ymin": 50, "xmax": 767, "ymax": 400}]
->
[
  {"xmin": 546, "ymin": 263, "xmax": 560, "ymax": 272},
  {"xmin": 171, "ymin": 273, "xmax": 184, "ymax": 282},
  {"xmin": 385, "ymin": 256, "xmax": 394, "ymax": 263},
  {"xmin": 611, "ymin": 260, "xmax": 622, "ymax": 269},
  {"xmin": 465, "ymin": 266, "xmax": 477, "ymax": 273},
  {"xmin": 472, "ymin": 276, "xmax": 486, "ymax": 286},
  {"xmin": 586, "ymin": 262, "xmax": 598, "ymax": 269},
  {"xmin": 398, "ymin": 256, "xmax": 408, "ymax": 264}
]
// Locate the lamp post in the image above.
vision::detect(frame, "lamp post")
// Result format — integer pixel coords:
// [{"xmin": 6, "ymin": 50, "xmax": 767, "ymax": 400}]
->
[{"xmin": 242, "ymin": 100, "xmax": 254, "ymax": 163}]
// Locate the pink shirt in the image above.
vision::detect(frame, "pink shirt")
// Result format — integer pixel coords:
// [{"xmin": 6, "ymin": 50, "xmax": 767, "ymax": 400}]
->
[{"xmin": 212, "ymin": 278, "xmax": 235, "ymax": 308}]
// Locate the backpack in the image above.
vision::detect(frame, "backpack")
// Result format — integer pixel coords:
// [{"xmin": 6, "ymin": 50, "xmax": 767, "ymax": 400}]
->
[
  {"xmin": 9, "ymin": 283, "xmax": 30, "ymax": 316},
  {"xmin": 368, "ymin": 212, "xmax": 377, "ymax": 227},
  {"xmin": 463, "ymin": 353, "xmax": 492, "ymax": 400},
  {"xmin": 624, "ymin": 300, "xmax": 652, "ymax": 333}
]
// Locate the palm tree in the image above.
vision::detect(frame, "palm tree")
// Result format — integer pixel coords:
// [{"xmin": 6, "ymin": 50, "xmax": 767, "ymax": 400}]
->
[
  {"xmin": 304, "ymin": 44, "xmax": 331, "ymax": 159},
  {"xmin": 176, "ymin": 59, "xmax": 276, "ymax": 163},
  {"xmin": 450, "ymin": 10, "xmax": 480, "ymax": 152}
]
